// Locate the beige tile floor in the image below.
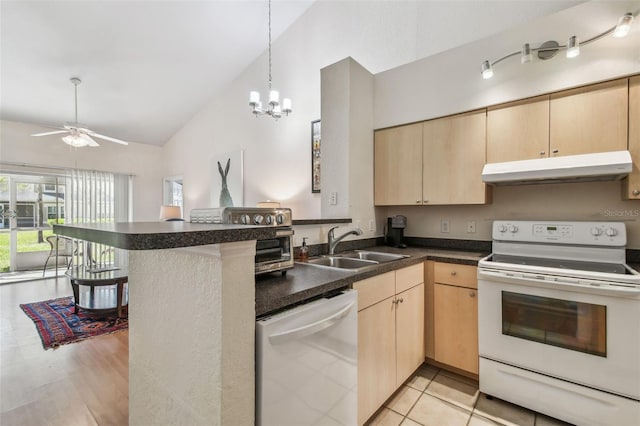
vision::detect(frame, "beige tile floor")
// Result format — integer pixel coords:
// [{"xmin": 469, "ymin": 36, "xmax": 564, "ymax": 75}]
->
[{"xmin": 367, "ymin": 364, "xmax": 574, "ymax": 426}]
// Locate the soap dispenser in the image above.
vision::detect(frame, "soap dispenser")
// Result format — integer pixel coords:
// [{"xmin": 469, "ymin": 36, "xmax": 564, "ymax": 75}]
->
[{"xmin": 299, "ymin": 237, "xmax": 309, "ymax": 261}]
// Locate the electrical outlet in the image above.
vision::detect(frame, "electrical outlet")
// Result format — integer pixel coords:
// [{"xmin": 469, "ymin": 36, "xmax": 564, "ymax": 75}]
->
[
  {"xmin": 330, "ymin": 192, "xmax": 338, "ymax": 205},
  {"xmin": 441, "ymin": 219, "xmax": 450, "ymax": 233},
  {"xmin": 368, "ymin": 219, "xmax": 375, "ymax": 232},
  {"xmin": 467, "ymin": 221, "xmax": 476, "ymax": 233}
]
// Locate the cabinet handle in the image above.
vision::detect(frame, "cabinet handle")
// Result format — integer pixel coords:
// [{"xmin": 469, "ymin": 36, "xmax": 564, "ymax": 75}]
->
[
  {"xmin": 451, "ymin": 271, "xmax": 457, "ymax": 276},
  {"xmin": 633, "ymin": 189, "xmax": 640, "ymax": 196},
  {"xmin": 416, "ymin": 200, "xmax": 421, "ymax": 204},
  {"xmin": 423, "ymin": 200, "xmax": 428, "ymax": 203},
  {"xmin": 469, "ymin": 291, "xmax": 476, "ymax": 298},
  {"xmin": 398, "ymin": 298, "xmax": 403, "ymax": 304},
  {"xmin": 551, "ymin": 149, "xmax": 559, "ymax": 155},
  {"xmin": 539, "ymin": 151, "xmax": 546, "ymax": 156}
]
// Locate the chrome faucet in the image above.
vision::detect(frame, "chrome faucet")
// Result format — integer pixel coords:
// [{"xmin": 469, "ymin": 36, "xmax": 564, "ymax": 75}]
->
[{"xmin": 328, "ymin": 226, "xmax": 363, "ymax": 255}]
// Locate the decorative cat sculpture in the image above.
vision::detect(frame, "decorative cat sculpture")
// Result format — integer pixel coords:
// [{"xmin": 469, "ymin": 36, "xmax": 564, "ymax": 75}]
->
[{"xmin": 218, "ymin": 158, "xmax": 234, "ymax": 207}]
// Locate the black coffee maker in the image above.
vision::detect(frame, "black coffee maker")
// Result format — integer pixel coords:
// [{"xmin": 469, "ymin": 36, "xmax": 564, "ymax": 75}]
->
[{"xmin": 386, "ymin": 215, "xmax": 407, "ymax": 248}]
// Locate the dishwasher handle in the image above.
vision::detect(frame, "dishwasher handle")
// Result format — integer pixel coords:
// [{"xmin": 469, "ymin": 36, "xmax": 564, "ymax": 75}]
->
[{"xmin": 268, "ymin": 301, "xmax": 355, "ymax": 344}]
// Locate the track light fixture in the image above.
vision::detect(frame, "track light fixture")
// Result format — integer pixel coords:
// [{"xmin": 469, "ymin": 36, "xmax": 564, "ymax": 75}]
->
[{"xmin": 481, "ymin": 12, "xmax": 636, "ymax": 79}]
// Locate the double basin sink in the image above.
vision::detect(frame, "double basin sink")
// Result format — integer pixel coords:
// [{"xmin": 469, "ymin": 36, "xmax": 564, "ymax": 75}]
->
[{"xmin": 301, "ymin": 250, "xmax": 409, "ymax": 272}]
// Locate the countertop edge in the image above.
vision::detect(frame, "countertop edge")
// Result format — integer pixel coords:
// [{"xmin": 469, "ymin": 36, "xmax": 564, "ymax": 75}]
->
[{"xmin": 53, "ymin": 223, "xmax": 276, "ymax": 250}]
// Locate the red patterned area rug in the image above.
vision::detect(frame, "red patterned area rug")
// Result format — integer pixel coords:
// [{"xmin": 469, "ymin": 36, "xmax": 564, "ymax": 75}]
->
[{"xmin": 20, "ymin": 296, "xmax": 128, "ymax": 350}]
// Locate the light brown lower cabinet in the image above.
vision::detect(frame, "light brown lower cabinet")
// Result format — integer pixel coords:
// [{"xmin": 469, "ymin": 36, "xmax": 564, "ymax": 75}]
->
[
  {"xmin": 354, "ymin": 263, "xmax": 424, "ymax": 425},
  {"xmin": 426, "ymin": 261, "xmax": 479, "ymax": 376}
]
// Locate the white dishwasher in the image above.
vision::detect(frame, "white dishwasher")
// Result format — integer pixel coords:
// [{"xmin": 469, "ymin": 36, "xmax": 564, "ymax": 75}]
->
[{"xmin": 256, "ymin": 289, "xmax": 357, "ymax": 426}]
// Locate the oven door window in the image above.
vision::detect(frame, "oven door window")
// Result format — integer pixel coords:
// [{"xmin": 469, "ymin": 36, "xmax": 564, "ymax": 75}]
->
[
  {"xmin": 502, "ymin": 291, "xmax": 606, "ymax": 357},
  {"xmin": 256, "ymin": 237, "xmax": 290, "ymax": 263}
]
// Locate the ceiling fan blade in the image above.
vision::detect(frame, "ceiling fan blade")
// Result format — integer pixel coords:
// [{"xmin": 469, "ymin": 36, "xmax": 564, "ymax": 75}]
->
[
  {"xmin": 32, "ymin": 130, "xmax": 69, "ymax": 137},
  {"xmin": 80, "ymin": 134, "xmax": 100, "ymax": 147},
  {"xmin": 90, "ymin": 132, "xmax": 130, "ymax": 146}
]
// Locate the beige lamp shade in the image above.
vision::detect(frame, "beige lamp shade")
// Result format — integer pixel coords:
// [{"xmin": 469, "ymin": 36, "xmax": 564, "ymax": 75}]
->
[
  {"xmin": 256, "ymin": 201, "xmax": 281, "ymax": 208},
  {"xmin": 159, "ymin": 205, "xmax": 182, "ymax": 220}
]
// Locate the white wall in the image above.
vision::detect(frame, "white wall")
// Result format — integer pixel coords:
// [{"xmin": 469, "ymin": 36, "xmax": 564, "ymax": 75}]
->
[
  {"xmin": 375, "ymin": 1, "xmax": 640, "ymax": 128},
  {"xmin": 0, "ymin": 120, "xmax": 164, "ymax": 221},
  {"xmin": 161, "ymin": 0, "xmax": 579, "ymax": 221}
]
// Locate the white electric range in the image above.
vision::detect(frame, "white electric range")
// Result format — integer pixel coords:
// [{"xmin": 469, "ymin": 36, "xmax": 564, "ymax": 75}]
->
[{"xmin": 478, "ymin": 221, "xmax": 640, "ymax": 426}]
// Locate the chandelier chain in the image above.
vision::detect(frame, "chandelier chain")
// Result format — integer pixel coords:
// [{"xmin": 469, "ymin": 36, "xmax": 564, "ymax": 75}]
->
[{"xmin": 268, "ymin": 0, "xmax": 272, "ymax": 91}]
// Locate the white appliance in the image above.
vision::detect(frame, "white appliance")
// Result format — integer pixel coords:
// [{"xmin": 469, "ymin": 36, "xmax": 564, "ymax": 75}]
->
[
  {"xmin": 256, "ymin": 290, "xmax": 357, "ymax": 426},
  {"xmin": 478, "ymin": 221, "xmax": 640, "ymax": 426},
  {"xmin": 481, "ymin": 150, "xmax": 632, "ymax": 185}
]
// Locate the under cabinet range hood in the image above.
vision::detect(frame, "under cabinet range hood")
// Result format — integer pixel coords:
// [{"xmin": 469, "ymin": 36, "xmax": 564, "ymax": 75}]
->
[{"xmin": 481, "ymin": 150, "xmax": 632, "ymax": 185}]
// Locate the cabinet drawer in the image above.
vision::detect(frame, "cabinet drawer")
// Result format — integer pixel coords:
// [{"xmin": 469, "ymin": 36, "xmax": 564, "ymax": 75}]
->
[
  {"xmin": 395, "ymin": 263, "xmax": 424, "ymax": 293},
  {"xmin": 434, "ymin": 262, "xmax": 477, "ymax": 289},
  {"xmin": 353, "ymin": 272, "xmax": 395, "ymax": 311}
]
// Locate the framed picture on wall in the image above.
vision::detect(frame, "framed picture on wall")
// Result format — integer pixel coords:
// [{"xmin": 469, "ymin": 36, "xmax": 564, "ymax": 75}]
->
[{"xmin": 311, "ymin": 119, "xmax": 321, "ymax": 193}]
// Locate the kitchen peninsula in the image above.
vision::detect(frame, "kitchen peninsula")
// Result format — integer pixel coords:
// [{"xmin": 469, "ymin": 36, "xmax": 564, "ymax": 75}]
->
[{"xmin": 54, "ymin": 221, "xmax": 273, "ymax": 426}]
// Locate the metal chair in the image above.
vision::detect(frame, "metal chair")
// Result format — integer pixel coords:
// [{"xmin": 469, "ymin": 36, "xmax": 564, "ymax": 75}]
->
[{"xmin": 42, "ymin": 235, "xmax": 76, "ymax": 276}]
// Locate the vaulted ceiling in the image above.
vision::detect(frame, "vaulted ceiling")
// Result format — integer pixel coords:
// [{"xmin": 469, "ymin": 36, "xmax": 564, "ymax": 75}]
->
[{"xmin": 0, "ymin": 0, "xmax": 314, "ymax": 146}]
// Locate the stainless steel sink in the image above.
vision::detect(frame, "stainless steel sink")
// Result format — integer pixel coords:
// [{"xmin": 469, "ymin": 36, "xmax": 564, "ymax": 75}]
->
[
  {"xmin": 300, "ymin": 250, "xmax": 410, "ymax": 272},
  {"xmin": 339, "ymin": 250, "xmax": 409, "ymax": 263},
  {"xmin": 307, "ymin": 256, "xmax": 378, "ymax": 269}
]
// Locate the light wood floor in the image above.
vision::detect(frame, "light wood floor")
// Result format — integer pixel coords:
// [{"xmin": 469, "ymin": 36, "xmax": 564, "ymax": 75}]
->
[{"xmin": 0, "ymin": 277, "xmax": 128, "ymax": 425}]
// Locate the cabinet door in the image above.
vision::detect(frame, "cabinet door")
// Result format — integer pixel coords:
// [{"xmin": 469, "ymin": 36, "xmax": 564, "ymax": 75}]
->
[
  {"xmin": 423, "ymin": 110, "xmax": 488, "ymax": 205},
  {"xmin": 374, "ymin": 123, "xmax": 423, "ymax": 206},
  {"xmin": 396, "ymin": 283, "xmax": 425, "ymax": 386},
  {"xmin": 434, "ymin": 284, "xmax": 478, "ymax": 374},
  {"xmin": 624, "ymin": 76, "xmax": 640, "ymax": 199},
  {"xmin": 550, "ymin": 78, "xmax": 628, "ymax": 157},
  {"xmin": 487, "ymin": 95, "xmax": 550, "ymax": 163},
  {"xmin": 358, "ymin": 297, "xmax": 396, "ymax": 425}
]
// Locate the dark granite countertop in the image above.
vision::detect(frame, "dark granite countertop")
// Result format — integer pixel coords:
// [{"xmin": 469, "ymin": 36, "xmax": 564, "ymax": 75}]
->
[
  {"xmin": 255, "ymin": 245, "xmax": 487, "ymax": 316},
  {"xmin": 53, "ymin": 221, "xmax": 277, "ymax": 250}
]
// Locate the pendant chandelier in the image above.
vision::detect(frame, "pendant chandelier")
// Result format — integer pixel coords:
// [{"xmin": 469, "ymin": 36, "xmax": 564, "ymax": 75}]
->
[{"xmin": 249, "ymin": 0, "xmax": 292, "ymax": 119}]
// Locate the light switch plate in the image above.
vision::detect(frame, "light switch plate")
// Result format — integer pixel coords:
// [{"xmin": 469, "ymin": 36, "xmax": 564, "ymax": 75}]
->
[{"xmin": 441, "ymin": 219, "xmax": 450, "ymax": 233}]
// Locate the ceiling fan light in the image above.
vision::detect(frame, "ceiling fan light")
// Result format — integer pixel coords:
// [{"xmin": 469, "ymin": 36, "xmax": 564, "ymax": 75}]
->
[{"xmin": 62, "ymin": 134, "xmax": 89, "ymax": 147}]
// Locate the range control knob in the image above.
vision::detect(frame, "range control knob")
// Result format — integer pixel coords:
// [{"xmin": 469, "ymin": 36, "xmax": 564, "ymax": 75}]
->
[
  {"xmin": 240, "ymin": 214, "xmax": 251, "ymax": 225},
  {"xmin": 276, "ymin": 213, "xmax": 285, "ymax": 225},
  {"xmin": 265, "ymin": 215, "xmax": 274, "ymax": 225},
  {"xmin": 498, "ymin": 225, "xmax": 508, "ymax": 233},
  {"xmin": 605, "ymin": 227, "xmax": 618, "ymax": 237},
  {"xmin": 509, "ymin": 225, "xmax": 518, "ymax": 233},
  {"xmin": 591, "ymin": 227, "xmax": 602, "ymax": 236},
  {"xmin": 253, "ymin": 214, "xmax": 264, "ymax": 225}
]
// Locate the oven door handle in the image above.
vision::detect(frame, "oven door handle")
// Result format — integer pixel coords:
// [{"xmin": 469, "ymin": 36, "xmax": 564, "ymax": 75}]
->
[
  {"xmin": 275, "ymin": 229, "xmax": 294, "ymax": 237},
  {"xmin": 479, "ymin": 269, "xmax": 640, "ymax": 298}
]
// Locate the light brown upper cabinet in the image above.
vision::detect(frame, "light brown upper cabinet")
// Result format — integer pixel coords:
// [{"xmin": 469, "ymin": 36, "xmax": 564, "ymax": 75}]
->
[
  {"xmin": 374, "ymin": 123, "xmax": 423, "ymax": 205},
  {"xmin": 423, "ymin": 110, "xmax": 489, "ymax": 205},
  {"xmin": 549, "ymin": 78, "xmax": 628, "ymax": 157},
  {"xmin": 624, "ymin": 75, "xmax": 640, "ymax": 199},
  {"xmin": 487, "ymin": 95, "xmax": 550, "ymax": 163},
  {"xmin": 488, "ymin": 78, "xmax": 628, "ymax": 163}
]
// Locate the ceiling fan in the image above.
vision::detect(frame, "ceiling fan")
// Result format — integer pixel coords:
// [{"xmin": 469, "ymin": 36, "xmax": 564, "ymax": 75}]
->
[{"xmin": 31, "ymin": 77, "xmax": 129, "ymax": 147}]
